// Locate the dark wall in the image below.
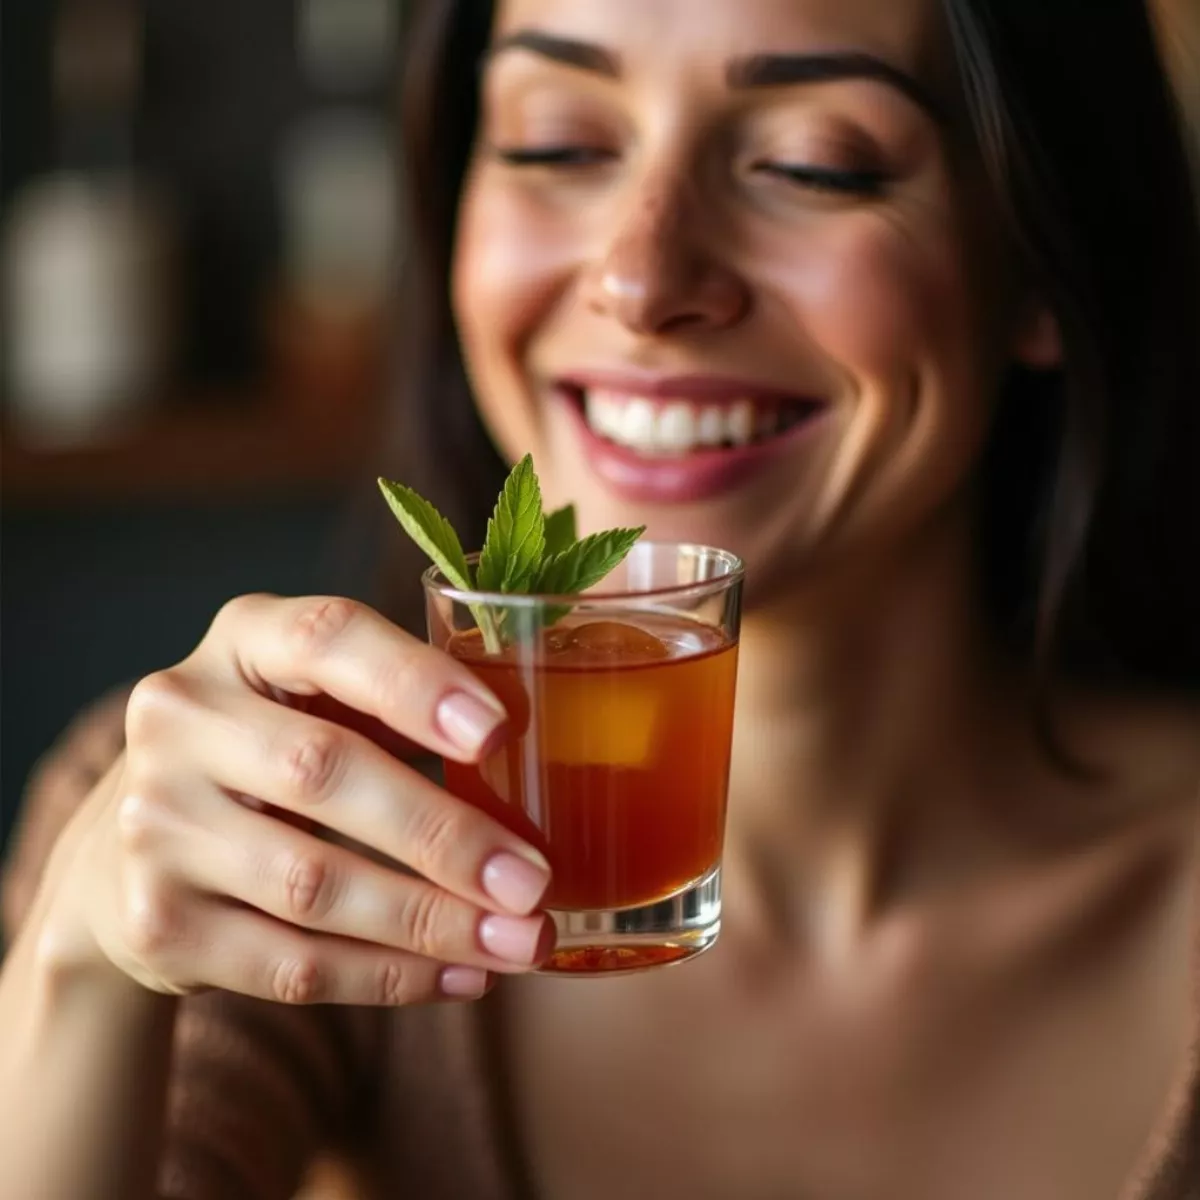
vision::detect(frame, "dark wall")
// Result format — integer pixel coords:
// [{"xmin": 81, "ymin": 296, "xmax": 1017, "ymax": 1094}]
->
[
  {"xmin": 1, "ymin": 0, "xmax": 400, "ymax": 854},
  {"xmin": 0, "ymin": 496, "xmax": 373, "ymax": 853}
]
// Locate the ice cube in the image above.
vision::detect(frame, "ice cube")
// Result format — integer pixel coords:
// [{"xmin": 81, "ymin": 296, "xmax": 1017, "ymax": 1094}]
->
[
  {"xmin": 557, "ymin": 620, "xmax": 670, "ymax": 665},
  {"xmin": 542, "ymin": 626, "xmax": 576, "ymax": 656},
  {"xmin": 535, "ymin": 671, "xmax": 661, "ymax": 767}
]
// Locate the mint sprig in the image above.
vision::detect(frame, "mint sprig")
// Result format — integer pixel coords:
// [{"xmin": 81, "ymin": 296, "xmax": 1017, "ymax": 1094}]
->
[
  {"xmin": 378, "ymin": 477, "xmax": 504, "ymax": 651},
  {"xmin": 377, "ymin": 456, "xmax": 645, "ymax": 653},
  {"xmin": 476, "ymin": 454, "xmax": 545, "ymax": 593},
  {"xmin": 377, "ymin": 479, "xmax": 473, "ymax": 592},
  {"xmin": 542, "ymin": 502, "xmax": 577, "ymax": 558},
  {"xmin": 534, "ymin": 527, "xmax": 645, "ymax": 595}
]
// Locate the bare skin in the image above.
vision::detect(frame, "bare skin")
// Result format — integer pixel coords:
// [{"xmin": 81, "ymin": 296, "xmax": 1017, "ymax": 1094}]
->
[
  {"xmin": 1, "ymin": 1, "xmax": 1198, "ymax": 1198},
  {"xmin": 505, "ymin": 702, "xmax": 1199, "ymax": 1200},
  {"xmin": 496, "ymin": 519, "xmax": 1199, "ymax": 1200}
]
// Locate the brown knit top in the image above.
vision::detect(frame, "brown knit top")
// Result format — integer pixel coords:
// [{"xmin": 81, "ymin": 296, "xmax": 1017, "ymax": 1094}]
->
[
  {"xmin": 3, "ymin": 689, "xmax": 1198, "ymax": 1200},
  {"xmin": 155, "ymin": 964, "xmax": 1200, "ymax": 1200}
]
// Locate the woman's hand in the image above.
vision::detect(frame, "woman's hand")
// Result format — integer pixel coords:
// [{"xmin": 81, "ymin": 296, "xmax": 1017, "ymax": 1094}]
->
[{"xmin": 40, "ymin": 594, "xmax": 553, "ymax": 1006}]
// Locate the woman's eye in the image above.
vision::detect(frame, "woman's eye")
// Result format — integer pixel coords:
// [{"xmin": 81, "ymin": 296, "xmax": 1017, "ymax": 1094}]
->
[
  {"xmin": 757, "ymin": 162, "xmax": 888, "ymax": 198},
  {"xmin": 492, "ymin": 145, "xmax": 614, "ymax": 168}
]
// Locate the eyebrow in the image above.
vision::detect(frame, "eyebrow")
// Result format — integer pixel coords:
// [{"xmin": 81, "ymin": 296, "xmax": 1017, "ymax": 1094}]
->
[
  {"xmin": 729, "ymin": 52, "xmax": 944, "ymax": 123},
  {"xmin": 485, "ymin": 31, "xmax": 944, "ymax": 124},
  {"xmin": 486, "ymin": 31, "xmax": 620, "ymax": 76}
]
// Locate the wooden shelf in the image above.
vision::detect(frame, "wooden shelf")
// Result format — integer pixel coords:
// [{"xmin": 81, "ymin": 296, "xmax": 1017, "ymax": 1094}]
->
[
  {"xmin": 1, "ymin": 298, "xmax": 394, "ymax": 508},
  {"xmin": 1, "ymin": 384, "xmax": 382, "ymax": 508}
]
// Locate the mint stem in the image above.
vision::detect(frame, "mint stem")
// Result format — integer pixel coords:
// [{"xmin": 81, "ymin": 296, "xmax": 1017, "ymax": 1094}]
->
[{"xmin": 470, "ymin": 603, "xmax": 504, "ymax": 655}]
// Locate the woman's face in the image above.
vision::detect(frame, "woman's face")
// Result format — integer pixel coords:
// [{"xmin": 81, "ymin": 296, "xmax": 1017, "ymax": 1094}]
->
[{"xmin": 453, "ymin": 0, "xmax": 1037, "ymax": 598}]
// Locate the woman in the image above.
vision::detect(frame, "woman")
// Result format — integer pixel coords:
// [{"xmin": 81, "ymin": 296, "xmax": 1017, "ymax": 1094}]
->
[{"xmin": 2, "ymin": 0, "xmax": 1199, "ymax": 1197}]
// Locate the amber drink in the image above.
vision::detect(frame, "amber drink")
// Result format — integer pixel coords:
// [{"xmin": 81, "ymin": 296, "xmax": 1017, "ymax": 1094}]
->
[{"xmin": 424, "ymin": 543, "xmax": 742, "ymax": 974}]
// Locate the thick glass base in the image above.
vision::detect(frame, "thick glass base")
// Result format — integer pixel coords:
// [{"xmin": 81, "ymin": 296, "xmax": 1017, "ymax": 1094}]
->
[{"xmin": 540, "ymin": 866, "xmax": 721, "ymax": 975}]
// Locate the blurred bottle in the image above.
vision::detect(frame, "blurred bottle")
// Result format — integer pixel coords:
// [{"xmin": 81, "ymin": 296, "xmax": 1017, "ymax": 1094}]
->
[
  {"xmin": 296, "ymin": 0, "xmax": 397, "ymax": 94},
  {"xmin": 2, "ymin": 0, "xmax": 176, "ymax": 448},
  {"xmin": 266, "ymin": 0, "xmax": 399, "ymax": 408},
  {"xmin": 277, "ymin": 111, "xmax": 396, "ymax": 325}
]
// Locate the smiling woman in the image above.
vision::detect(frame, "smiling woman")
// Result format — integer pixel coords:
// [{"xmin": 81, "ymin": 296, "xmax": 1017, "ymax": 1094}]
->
[
  {"xmin": 404, "ymin": 0, "xmax": 1200, "ymax": 686},
  {"xmin": 1, "ymin": 2, "xmax": 1199, "ymax": 1199}
]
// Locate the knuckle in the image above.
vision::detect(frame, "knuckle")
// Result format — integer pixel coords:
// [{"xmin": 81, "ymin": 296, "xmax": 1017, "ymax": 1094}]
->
[
  {"xmin": 407, "ymin": 803, "xmax": 471, "ymax": 879},
  {"xmin": 280, "ymin": 727, "xmax": 343, "ymax": 803},
  {"xmin": 287, "ymin": 597, "xmax": 360, "ymax": 659},
  {"xmin": 121, "ymin": 878, "xmax": 181, "ymax": 960},
  {"xmin": 124, "ymin": 672, "xmax": 190, "ymax": 745},
  {"xmin": 377, "ymin": 959, "xmax": 417, "ymax": 1006},
  {"xmin": 114, "ymin": 783, "xmax": 171, "ymax": 856},
  {"xmin": 397, "ymin": 886, "xmax": 454, "ymax": 959},
  {"xmin": 211, "ymin": 592, "xmax": 264, "ymax": 634},
  {"xmin": 280, "ymin": 852, "xmax": 339, "ymax": 923},
  {"xmin": 271, "ymin": 955, "xmax": 324, "ymax": 1005}
]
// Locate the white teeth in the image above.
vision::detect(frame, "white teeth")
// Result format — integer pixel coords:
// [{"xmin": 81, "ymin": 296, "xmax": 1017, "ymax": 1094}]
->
[
  {"xmin": 657, "ymin": 402, "xmax": 696, "ymax": 452},
  {"xmin": 696, "ymin": 407, "xmax": 724, "ymax": 446},
  {"xmin": 622, "ymin": 398, "xmax": 658, "ymax": 450},
  {"xmin": 727, "ymin": 400, "xmax": 755, "ymax": 447},
  {"xmin": 581, "ymin": 390, "xmax": 802, "ymax": 454},
  {"xmin": 584, "ymin": 391, "xmax": 623, "ymax": 438}
]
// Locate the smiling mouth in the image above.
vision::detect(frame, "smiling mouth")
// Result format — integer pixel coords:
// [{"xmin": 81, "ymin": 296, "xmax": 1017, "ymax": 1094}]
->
[{"xmin": 557, "ymin": 382, "xmax": 825, "ymax": 458}]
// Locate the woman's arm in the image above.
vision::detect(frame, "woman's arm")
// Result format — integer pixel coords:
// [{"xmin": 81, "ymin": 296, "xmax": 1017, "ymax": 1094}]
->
[
  {"xmin": 0, "ymin": 772, "xmax": 364, "ymax": 1200},
  {"xmin": 0, "ymin": 763, "xmax": 181, "ymax": 1199},
  {"xmin": 1, "ymin": 689, "xmax": 371, "ymax": 1200}
]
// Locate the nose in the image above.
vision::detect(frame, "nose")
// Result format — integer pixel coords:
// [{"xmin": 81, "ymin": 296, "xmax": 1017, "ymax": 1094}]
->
[{"xmin": 581, "ymin": 172, "xmax": 751, "ymax": 336}]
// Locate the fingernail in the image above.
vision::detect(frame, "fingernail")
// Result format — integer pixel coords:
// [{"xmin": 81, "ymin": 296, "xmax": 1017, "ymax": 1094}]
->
[
  {"xmin": 481, "ymin": 851, "xmax": 551, "ymax": 915},
  {"xmin": 440, "ymin": 965, "xmax": 490, "ymax": 999},
  {"xmin": 435, "ymin": 691, "xmax": 507, "ymax": 757},
  {"xmin": 480, "ymin": 914, "xmax": 548, "ymax": 966}
]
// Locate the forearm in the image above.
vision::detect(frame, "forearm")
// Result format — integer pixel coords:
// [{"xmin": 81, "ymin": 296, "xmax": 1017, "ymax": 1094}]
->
[{"xmin": 0, "ymin": 859, "xmax": 177, "ymax": 1200}]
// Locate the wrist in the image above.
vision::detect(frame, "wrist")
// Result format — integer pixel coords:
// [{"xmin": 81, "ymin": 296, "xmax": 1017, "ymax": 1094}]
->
[
  {"xmin": 21, "ymin": 893, "xmax": 171, "ymax": 1019},
  {"xmin": 16, "ymin": 840, "xmax": 171, "ymax": 1017}
]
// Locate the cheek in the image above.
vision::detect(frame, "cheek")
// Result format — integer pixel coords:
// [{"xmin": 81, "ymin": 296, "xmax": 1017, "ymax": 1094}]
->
[
  {"xmin": 759, "ymin": 214, "xmax": 1002, "ymax": 543},
  {"xmin": 453, "ymin": 176, "xmax": 576, "ymax": 370},
  {"xmin": 770, "ymin": 215, "xmax": 983, "ymax": 386}
]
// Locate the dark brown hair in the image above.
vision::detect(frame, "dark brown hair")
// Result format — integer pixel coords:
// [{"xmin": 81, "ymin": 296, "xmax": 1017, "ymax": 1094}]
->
[{"xmin": 378, "ymin": 0, "xmax": 1200, "ymax": 698}]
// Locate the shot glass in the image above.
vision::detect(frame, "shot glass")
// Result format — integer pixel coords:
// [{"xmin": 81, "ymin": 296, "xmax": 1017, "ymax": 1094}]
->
[{"xmin": 424, "ymin": 541, "xmax": 743, "ymax": 975}]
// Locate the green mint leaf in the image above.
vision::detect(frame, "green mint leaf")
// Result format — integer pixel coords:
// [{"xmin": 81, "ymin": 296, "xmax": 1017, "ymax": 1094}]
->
[
  {"xmin": 477, "ymin": 454, "xmax": 546, "ymax": 593},
  {"xmin": 543, "ymin": 504, "xmax": 577, "ymax": 558},
  {"xmin": 534, "ymin": 526, "xmax": 646, "ymax": 596},
  {"xmin": 377, "ymin": 478, "xmax": 473, "ymax": 592}
]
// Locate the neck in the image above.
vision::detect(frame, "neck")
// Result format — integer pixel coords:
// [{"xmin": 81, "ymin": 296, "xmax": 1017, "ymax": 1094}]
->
[{"xmin": 725, "ymin": 512, "xmax": 1024, "ymax": 953}]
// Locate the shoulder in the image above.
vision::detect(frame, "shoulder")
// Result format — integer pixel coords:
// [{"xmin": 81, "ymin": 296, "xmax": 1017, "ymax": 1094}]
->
[{"xmin": 1062, "ymin": 687, "xmax": 1200, "ymax": 809}]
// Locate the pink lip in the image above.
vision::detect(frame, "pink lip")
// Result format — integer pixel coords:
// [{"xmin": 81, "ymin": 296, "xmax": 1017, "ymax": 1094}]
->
[
  {"xmin": 557, "ymin": 368, "xmax": 822, "ymax": 406},
  {"xmin": 553, "ymin": 382, "xmax": 826, "ymax": 505}
]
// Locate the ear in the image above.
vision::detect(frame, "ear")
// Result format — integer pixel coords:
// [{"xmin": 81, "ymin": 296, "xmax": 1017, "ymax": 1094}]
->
[{"xmin": 1011, "ymin": 297, "xmax": 1063, "ymax": 370}]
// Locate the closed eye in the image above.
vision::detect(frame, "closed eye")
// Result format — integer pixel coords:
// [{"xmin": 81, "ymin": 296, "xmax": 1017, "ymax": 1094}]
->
[
  {"xmin": 492, "ymin": 145, "xmax": 615, "ymax": 167},
  {"xmin": 756, "ymin": 162, "xmax": 888, "ymax": 197}
]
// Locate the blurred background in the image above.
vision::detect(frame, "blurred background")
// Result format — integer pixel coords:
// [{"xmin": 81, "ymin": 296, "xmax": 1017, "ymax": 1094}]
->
[
  {"xmin": 1, "ymin": 0, "xmax": 1198, "ymax": 857},
  {"xmin": 2, "ymin": 0, "xmax": 409, "ymax": 851}
]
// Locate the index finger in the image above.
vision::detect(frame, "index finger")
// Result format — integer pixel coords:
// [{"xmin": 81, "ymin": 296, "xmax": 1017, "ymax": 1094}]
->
[{"xmin": 203, "ymin": 595, "xmax": 510, "ymax": 764}]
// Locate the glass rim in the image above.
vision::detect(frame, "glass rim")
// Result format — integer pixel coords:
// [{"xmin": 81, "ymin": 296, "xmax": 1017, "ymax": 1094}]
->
[{"xmin": 421, "ymin": 541, "xmax": 744, "ymax": 608}]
